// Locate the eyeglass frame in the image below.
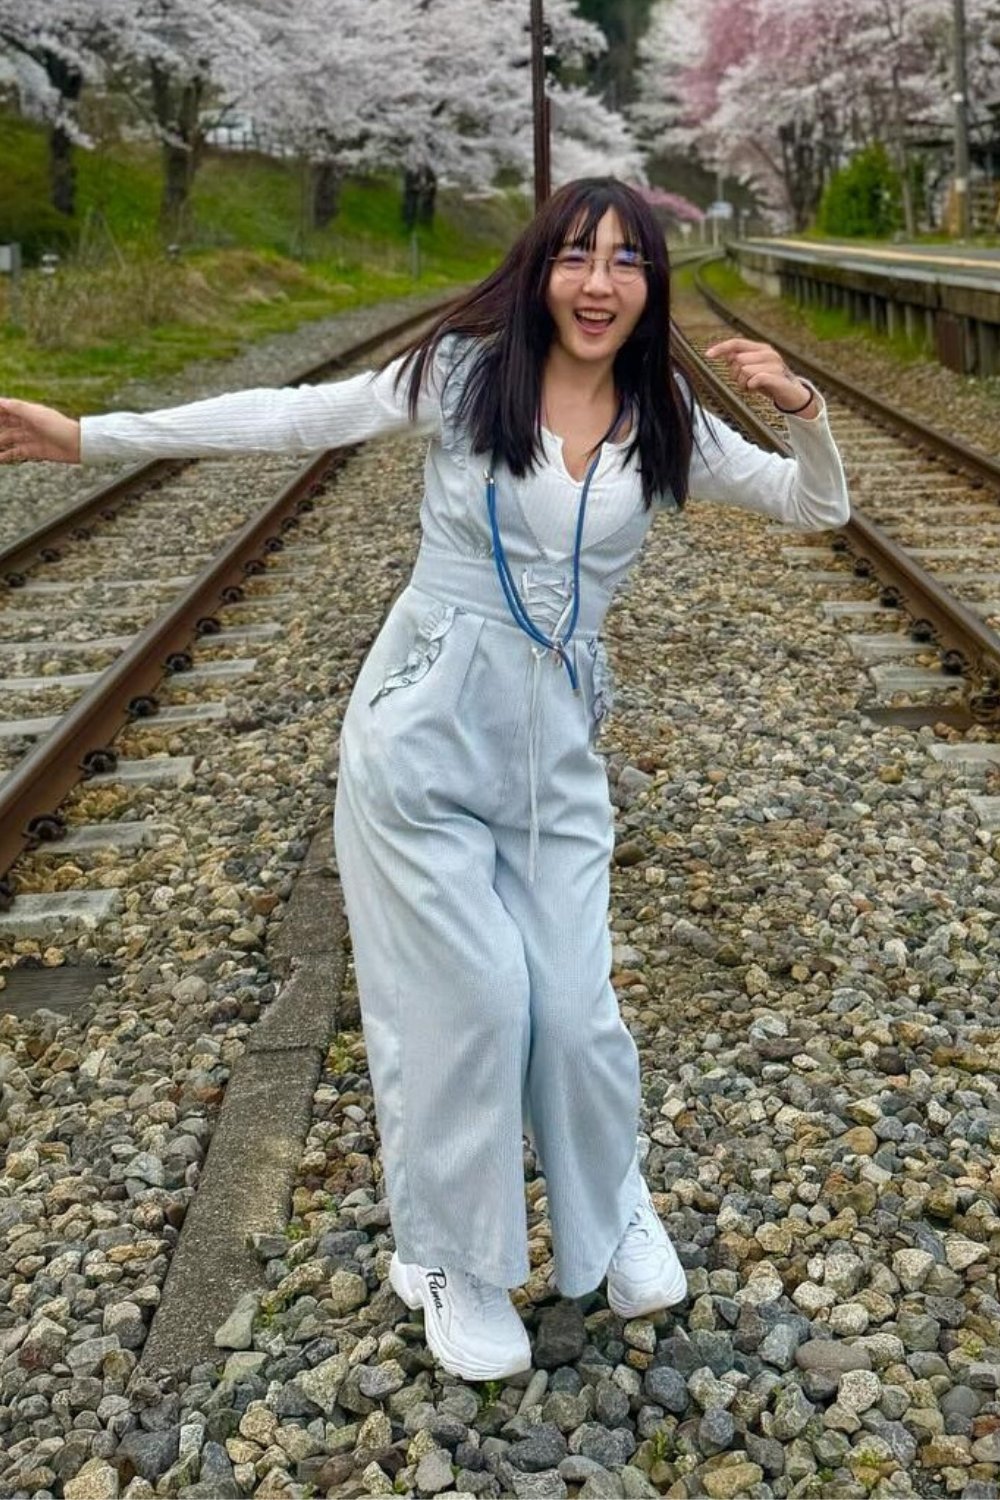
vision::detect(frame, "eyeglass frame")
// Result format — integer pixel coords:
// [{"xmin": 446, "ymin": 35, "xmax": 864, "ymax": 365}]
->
[{"xmin": 548, "ymin": 249, "xmax": 652, "ymax": 283}]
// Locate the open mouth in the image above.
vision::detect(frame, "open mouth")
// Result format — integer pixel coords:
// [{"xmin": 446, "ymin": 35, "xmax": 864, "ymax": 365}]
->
[{"xmin": 574, "ymin": 310, "xmax": 615, "ymax": 333}]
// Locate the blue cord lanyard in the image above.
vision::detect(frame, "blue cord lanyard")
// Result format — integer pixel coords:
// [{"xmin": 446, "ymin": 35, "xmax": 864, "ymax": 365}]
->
[{"xmin": 485, "ymin": 409, "xmax": 625, "ymax": 692}]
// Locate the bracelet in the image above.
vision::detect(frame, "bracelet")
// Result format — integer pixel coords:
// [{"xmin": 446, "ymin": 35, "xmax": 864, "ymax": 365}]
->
[{"xmin": 774, "ymin": 381, "xmax": 816, "ymax": 416}]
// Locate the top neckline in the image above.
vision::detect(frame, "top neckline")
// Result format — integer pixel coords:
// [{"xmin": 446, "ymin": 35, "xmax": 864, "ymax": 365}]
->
[{"xmin": 539, "ymin": 422, "xmax": 633, "ymax": 485}]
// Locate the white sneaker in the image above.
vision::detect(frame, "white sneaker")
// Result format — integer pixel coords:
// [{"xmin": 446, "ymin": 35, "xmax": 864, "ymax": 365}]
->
[
  {"xmin": 605, "ymin": 1177, "xmax": 688, "ymax": 1319},
  {"xmin": 389, "ymin": 1252, "xmax": 532, "ymax": 1381}
]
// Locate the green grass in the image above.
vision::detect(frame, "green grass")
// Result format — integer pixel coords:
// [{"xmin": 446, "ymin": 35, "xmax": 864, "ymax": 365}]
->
[
  {"xmin": 699, "ymin": 255, "xmax": 929, "ymax": 364},
  {"xmin": 0, "ymin": 112, "xmax": 529, "ymax": 411}
]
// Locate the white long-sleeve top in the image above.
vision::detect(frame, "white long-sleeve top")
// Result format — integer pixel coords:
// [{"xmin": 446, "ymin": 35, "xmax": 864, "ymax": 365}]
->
[{"xmin": 80, "ymin": 346, "xmax": 850, "ymax": 554}]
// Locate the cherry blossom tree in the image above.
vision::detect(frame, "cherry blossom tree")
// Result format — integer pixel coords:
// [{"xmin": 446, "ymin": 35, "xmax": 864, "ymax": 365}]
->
[
  {"xmin": 0, "ymin": 0, "xmax": 109, "ymax": 216},
  {"xmin": 632, "ymin": 0, "xmax": 971, "ymax": 228},
  {"xmin": 98, "ymin": 0, "xmax": 273, "ymax": 235}
]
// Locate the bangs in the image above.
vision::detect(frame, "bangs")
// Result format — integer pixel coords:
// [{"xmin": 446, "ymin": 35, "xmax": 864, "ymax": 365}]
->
[{"xmin": 560, "ymin": 188, "xmax": 651, "ymax": 252}]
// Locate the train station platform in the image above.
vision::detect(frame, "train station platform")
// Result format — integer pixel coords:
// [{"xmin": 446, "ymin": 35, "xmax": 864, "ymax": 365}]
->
[{"xmin": 731, "ymin": 237, "xmax": 1000, "ymax": 376}]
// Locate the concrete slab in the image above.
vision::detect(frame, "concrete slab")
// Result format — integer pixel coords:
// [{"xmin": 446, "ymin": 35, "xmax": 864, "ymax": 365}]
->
[
  {"xmin": 0, "ymin": 669, "xmax": 101, "ymax": 691},
  {"xmin": 782, "ymin": 547, "xmax": 836, "ymax": 563},
  {"xmin": 969, "ymin": 795, "xmax": 1000, "ymax": 830},
  {"xmin": 182, "ymin": 659, "xmax": 256, "ymax": 683},
  {"xmin": 907, "ymin": 546, "xmax": 982, "ymax": 559},
  {"xmin": 88, "ymin": 755, "xmax": 197, "ymax": 787},
  {"xmin": 0, "ymin": 636, "xmax": 132, "ymax": 655},
  {"xmin": 32, "ymin": 820, "xmax": 157, "ymax": 855},
  {"xmin": 141, "ymin": 813, "xmax": 349, "ymax": 1374},
  {"xmin": 868, "ymin": 665, "xmax": 965, "ymax": 693},
  {"xmin": 16, "ymin": 575, "xmax": 193, "ymax": 593},
  {"xmin": 821, "ymin": 602, "xmax": 895, "ymax": 617},
  {"xmin": 0, "ymin": 888, "xmax": 122, "ymax": 938},
  {"xmin": 939, "ymin": 572, "xmax": 1000, "ymax": 586},
  {"xmin": 846, "ymin": 634, "xmax": 927, "ymax": 661},
  {"xmin": 0, "ymin": 714, "xmax": 59, "ymax": 739},
  {"xmin": 225, "ymin": 594, "xmax": 299, "ymax": 611},
  {"xmin": 211, "ymin": 624, "xmax": 282, "ymax": 643},
  {"xmin": 155, "ymin": 702, "xmax": 229, "ymax": 724},
  {"xmin": 140, "ymin": 1048, "xmax": 323, "ymax": 1375},
  {"xmin": 929, "ymin": 743, "xmax": 1000, "ymax": 764},
  {"xmin": 797, "ymin": 571, "xmax": 864, "ymax": 584}
]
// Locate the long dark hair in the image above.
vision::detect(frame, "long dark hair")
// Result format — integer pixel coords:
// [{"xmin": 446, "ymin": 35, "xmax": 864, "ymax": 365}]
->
[{"xmin": 393, "ymin": 177, "xmax": 696, "ymax": 509}]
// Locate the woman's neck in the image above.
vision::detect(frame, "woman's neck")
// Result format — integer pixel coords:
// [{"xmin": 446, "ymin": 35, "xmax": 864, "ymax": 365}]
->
[{"xmin": 543, "ymin": 344, "xmax": 617, "ymax": 407}]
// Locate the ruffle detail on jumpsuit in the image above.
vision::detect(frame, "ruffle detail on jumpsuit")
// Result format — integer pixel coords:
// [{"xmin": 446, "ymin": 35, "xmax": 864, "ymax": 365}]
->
[{"xmin": 368, "ymin": 604, "xmax": 458, "ymax": 704}]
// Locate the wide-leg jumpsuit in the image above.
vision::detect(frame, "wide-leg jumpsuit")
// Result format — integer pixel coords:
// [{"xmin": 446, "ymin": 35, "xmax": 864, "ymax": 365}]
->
[{"xmin": 79, "ymin": 336, "xmax": 850, "ymax": 1296}]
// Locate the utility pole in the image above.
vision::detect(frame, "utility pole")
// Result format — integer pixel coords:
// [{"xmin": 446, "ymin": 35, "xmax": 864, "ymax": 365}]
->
[
  {"xmin": 530, "ymin": 0, "xmax": 551, "ymax": 209},
  {"xmin": 953, "ymin": 0, "xmax": 971, "ymax": 237}
]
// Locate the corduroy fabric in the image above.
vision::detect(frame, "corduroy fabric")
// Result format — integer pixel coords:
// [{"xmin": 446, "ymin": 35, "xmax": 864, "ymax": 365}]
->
[{"xmin": 79, "ymin": 336, "xmax": 850, "ymax": 1293}]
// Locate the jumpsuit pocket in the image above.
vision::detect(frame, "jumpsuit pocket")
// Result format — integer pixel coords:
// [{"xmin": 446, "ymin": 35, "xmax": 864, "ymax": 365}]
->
[
  {"xmin": 369, "ymin": 603, "xmax": 458, "ymax": 706},
  {"xmin": 587, "ymin": 636, "xmax": 616, "ymax": 737}
]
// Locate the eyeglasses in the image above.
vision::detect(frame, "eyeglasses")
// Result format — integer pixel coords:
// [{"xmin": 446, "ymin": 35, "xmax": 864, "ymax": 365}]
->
[{"xmin": 549, "ymin": 249, "xmax": 650, "ymax": 284}]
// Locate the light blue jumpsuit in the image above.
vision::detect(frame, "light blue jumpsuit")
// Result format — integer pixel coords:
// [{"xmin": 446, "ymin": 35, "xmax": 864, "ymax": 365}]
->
[
  {"xmin": 331, "ymin": 339, "xmax": 850, "ymax": 1296},
  {"xmin": 79, "ymin": 336, "xmax": 850, "ymax": 1297}
]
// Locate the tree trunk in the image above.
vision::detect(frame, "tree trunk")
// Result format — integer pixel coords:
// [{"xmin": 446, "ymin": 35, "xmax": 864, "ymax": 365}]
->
[
  {"xmin": 402, "ymin": 168, "xmax": 421, "ymax": 229},
  {"xmin": 151, "ymin": 62, "xmax": 204, "ymax": 239},
  {"xmin": 403, "ymin": 165, "xmax": 436, "ymax": 229},
  {"xmin": 43, "ymin": 51, "xmax": 82, "ymax": 218},
  {"xmin": 890, "ymin": 68, "xmax": 916, "ymax": 235},
  {"xmin": 311, "ymin": 161, "xmax": 341, "ymax": 228},
  {"xmin": 418, "ymin": 166, "xmax": 437, "ymax": 227}
]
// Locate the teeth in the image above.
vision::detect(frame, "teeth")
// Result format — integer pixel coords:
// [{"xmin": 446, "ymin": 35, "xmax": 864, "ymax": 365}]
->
[{"xmin": 577, "ymin": 312, "xmax": 613, "ymax": 324}]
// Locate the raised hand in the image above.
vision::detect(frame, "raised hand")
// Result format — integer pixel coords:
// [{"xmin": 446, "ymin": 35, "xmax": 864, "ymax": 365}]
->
[
  {"xmin": 0, "ymin": 397, "xmax": 81, "ymax": 464},
  {"xmin": 704, "ymin": 338, "xmax": 818, "ymax": 418}
]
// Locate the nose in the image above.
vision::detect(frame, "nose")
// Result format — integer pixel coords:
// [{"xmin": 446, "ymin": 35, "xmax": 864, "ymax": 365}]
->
[{"xmin": 582, "ymin": 256, "xmax": 614, "ymax": 291}]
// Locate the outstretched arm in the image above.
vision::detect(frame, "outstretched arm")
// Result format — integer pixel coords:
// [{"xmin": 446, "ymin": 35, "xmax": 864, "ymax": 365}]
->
[
  {"xmin": 0, "ymin": 356, "xmax": 442, "ymax": 467},
  {"xmin": 0, "ymin": 398, "xmax": 81, "ymax": 464}
]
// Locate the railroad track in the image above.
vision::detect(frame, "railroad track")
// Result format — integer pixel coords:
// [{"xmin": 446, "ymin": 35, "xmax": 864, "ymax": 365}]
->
[
  {"xmin": 0, "ymin": 305, "xmax": 449, "ymax": 930},
  {"xmin": 677, "ymin": 267, "xmax": 1000, "ymax": 734}
]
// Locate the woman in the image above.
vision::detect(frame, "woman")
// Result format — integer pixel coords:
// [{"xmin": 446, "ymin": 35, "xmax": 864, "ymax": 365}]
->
[{"xmin": 0, "ymin": 178, "xmax": 849, "ymax": 1383}]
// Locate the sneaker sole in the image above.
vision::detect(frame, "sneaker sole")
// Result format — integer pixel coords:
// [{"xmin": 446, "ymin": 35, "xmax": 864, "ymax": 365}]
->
[
  {"xmin": 606, "ymin": 1268, "xmax": 689, "ymax": 1320},
  {"xmin": 388, "ymin": 1254, "xmax": 532, "ymax": 1383}
]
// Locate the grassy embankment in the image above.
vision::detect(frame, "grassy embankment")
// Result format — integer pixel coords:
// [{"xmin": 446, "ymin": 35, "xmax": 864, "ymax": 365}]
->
[
  {"xmin": 0, "ymin": 114, "xmax": 528, "ymax": 411},
  {"xmin": 696, "ymin": 254, "xmax": 931, "ymax": 365}
]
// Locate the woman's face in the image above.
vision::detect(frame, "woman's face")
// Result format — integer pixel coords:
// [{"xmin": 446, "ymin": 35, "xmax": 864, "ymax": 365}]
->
[{"xmin": 544, "ymin": 208, "xmax": 649, "ymax": 368}]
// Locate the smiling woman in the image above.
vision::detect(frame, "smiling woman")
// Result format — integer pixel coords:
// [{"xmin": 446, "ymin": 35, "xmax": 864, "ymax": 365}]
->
[{"xmin": 0, "ymin": 177, "xmax": 848, "ymax": 1385}]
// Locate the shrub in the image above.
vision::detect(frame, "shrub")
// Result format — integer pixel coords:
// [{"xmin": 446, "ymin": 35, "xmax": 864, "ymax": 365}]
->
[{"xmin": 817, "ymin": 144, "xmax": 902, "ymax": 238}]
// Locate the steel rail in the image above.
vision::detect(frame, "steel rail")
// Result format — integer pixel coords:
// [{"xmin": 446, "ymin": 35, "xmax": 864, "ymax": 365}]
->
[
  {"xmin": 0, "ymin": 302, "xmax": 452, "ymax": 894},
  {"xmin": 682, "ymin": 274, "xmax": 1000, "ymax": 719}
]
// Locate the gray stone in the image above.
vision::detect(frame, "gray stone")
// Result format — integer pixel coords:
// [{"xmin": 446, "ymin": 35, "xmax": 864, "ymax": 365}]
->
[
  {"xmin": 594, "ymin": 1383, "xmax": 630, "ymax": 1427},
  {"xmin": 509, "ymin": 1426, "xmax": 569, "ymax": 1474},
  {"xmin": 510, "ymin": 1471, "xmax": 568, "ymax": 1499},
  {"xmin": 698, "ymin": 1408, "xmax": 735, "ymax": 1454},
  {"xmin": 213, "ymin": 1292, "xmax": 259, "ymax": 1351},
  {"xmin": 759, "ymin": 1322, "xmax": 803, "ymax": 1371},
  {"xmin": 940, "ymin": 1386, "xmax": 981, "ymax": 1419},
  {"xmin": 416, "ymin": 1447, "xmax": 456, "ymax": 1495},
  {"xmin": 116, "ymin": 1428, "xmax": 180, "ymax": 1483},
  {"xmin": 744, "ymin": 1432, "xmax": 785, "ymax": 1476},
  {"xmin": 357, "ymin": 1361, "xmax": 406, "ymax": 1399},
  {"xmin": 573, "ymin": 1424, "xmax": 637, "ymax": 1471},
  {"xmin": 795, "ymin": 1339, "xmax": 872, "ymax": 1374},
  {"xmin": 542, "ymin": 1392, "xmax": 590, "ymax": 1433},
  {"xmin": 643, "ymin": 1364, "xmax": 688, "ymax": 1414},
  {"xmin": 295, "ymin": 1352, "xmax": 349, "ymax": 1412},
  {"xmin": 534, "ymin": 1303, "xmax": 587, "ymax": 1369},
  {"xmin": 769, "ymin": 1384, "xmax": 816, "ymax": 1440}
]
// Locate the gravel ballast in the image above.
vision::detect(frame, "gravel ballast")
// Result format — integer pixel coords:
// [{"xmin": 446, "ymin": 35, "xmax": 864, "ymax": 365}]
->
[{"xmin": 2, "ymin": 300, "xmax": 1000, "ymax": 1499}]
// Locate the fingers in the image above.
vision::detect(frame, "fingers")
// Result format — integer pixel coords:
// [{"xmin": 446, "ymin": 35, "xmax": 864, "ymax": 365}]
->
[{"xmin": 705, "ymin": 338, "xmax": 769, "ymax": 358}]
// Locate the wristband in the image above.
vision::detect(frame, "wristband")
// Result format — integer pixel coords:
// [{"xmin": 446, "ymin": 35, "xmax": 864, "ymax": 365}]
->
[{"xmin": 774, "ymin": 380, "xmax": 817, "ymax": 416}]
